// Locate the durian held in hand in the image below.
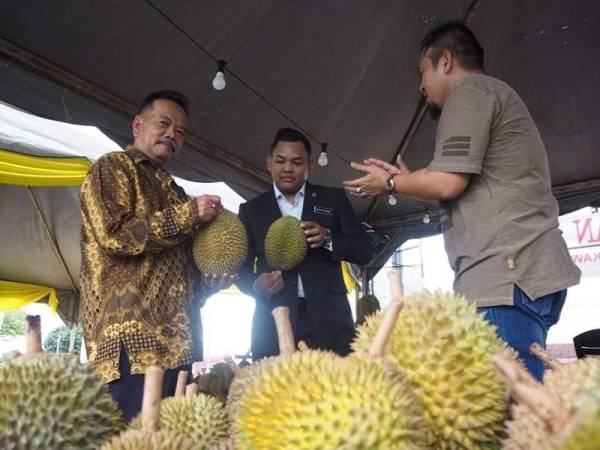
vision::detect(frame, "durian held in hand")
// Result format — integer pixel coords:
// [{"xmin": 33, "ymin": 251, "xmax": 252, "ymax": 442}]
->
[
  {"xmin": 192, "ymin": 209, "xmax": 248, "ymax": 275},
  {"xmin": 264, "ymin": 215, "xmax": 307, "ymax": 271}
]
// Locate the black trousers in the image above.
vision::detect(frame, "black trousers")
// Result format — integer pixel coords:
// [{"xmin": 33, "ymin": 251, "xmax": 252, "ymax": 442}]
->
[
  {"xmin": 296, "ymin": 297, "xmax": 351, "ymax": 356},
  {"xmin": 107, "ymin": 344, "xmax": 191, "ymax": 423}
]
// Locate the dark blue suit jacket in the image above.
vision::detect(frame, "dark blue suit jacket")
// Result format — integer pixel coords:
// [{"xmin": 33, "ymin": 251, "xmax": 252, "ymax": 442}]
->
[{"xmin": 236, "ymin": 183, "xmax": 373, "ymax": 359}]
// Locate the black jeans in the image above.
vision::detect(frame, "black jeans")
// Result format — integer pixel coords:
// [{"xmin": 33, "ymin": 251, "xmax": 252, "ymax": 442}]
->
[{"xmin": 107, "ymin": 343, "xmax": 191, "ymax": 423}]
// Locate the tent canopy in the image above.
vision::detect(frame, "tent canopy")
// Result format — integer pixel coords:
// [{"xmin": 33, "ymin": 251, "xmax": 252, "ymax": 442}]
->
[{"xmin": 1, "ymin": 0, "xmax": 599, "ymax": 271}]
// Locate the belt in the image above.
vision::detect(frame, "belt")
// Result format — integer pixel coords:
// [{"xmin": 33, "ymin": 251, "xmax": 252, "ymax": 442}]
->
[{"xmin": 297, "ymin": 297, "xmax": 307, "ymax": 310}]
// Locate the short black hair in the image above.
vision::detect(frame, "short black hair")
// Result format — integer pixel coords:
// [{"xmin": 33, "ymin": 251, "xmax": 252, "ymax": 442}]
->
[
  {"xmin": 139, "ymin": 90, "xmax": 189, "ymax": 116},
  {"xmin": 420, "ymin": 21, "xmax": 484, "ymax": 72},
  {"xmin": 270, "ymin": 128, "xmax": 312, "ymax": 156}
]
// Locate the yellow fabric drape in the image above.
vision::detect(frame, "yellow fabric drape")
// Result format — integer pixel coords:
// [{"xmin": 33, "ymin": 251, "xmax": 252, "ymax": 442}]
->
[
  {"xmin": 0, "ymin": 148, "xmax": 91, "ymax": 186},
  {"xmin": 341, "ymin": 261, "xmax": 357, "ymax": 294},
  {"xmin": 0, "ymin": 280, "xmax": 59, "ymax": 313}
]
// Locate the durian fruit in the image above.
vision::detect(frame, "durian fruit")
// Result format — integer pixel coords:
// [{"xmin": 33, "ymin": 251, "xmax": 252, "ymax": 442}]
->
[
  {"xmin": 103, "ymin": 366, "xmax": 196, "ymax": 450},
  {"xmin": 264, "ymin": 215, "xmax": 307, "ymax": 271},
  {"xmin": 193, "ymin": 209, "xmax": 248, "ymax": 275},
  {"xmin": 196, "ymin": 363, "xmax": 235, "ymax": 404},
  {"xmin": 493, "ymin": 349, "xmax": 600, "ymax": 450},
  {"xmin": 502, "ymin": 356, "xmax": 600, "ymax": 450},
  {"xmin": 555, "ymin": 397, "xmax": 600, "ymax": 450},
  {"xmin": 235, "ymin": 276, "xmax": 430, "ymax": 449},
  {"xmin": 226, "ymin": 307, "xmax": 296, "ymax": 422},
  {"xmin": 0, "ymin": 316, "xmax": 123, "ymax": 450},
  {"xmin": 355, "ymin": 293, "xmax": 381, "ymax": 326},
  {"xmin": 211, "ymin": 436, "xmax": 236, "ymax": 449},
  {"xmin": 130, "ymin": 395, "xmax": 229, "ymax": 449},
  {"xmin": 226, "ymin": 365, "xmax": 253, "ymax": 422},
  {"xmin": 353, "ymin": 290, "xmax": 510, "ymax": 449},
  {"xmin": 0, "ymin": 354, "xmax": 124, "ymax": 450},
  {"xmin": 100, "ymin": 429, "xmax": 197, "ymax": 450},
  {"xmin": 234, "ymin": 350, "xmax": 429, "ymax": 450}
]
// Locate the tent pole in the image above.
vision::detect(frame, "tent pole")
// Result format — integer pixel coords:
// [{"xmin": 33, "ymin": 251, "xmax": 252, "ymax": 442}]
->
[
  {"xmin": 68, "ymin": 326, "xmax": 77, "ymax": 352},
  {"xmin": 27, "ymin": 187, "xmax": 79, "ymax": 295}
]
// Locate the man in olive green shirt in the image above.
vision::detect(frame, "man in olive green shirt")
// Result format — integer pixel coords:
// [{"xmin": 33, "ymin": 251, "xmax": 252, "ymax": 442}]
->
[{"xmin": 345, "ymin": 21, "xmax": 580, "ymax": 380}]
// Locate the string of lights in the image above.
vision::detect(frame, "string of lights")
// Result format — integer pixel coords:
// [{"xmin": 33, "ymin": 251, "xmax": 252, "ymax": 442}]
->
[{"xmin": 145, "ymin": 0, "xmax": 350, "ymax": 166}]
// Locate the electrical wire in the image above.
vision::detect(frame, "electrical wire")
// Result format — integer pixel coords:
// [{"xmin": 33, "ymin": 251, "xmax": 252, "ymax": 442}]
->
[{"xmin": 145, "ymin": 0, "xmax": 351, "ymax": 164}]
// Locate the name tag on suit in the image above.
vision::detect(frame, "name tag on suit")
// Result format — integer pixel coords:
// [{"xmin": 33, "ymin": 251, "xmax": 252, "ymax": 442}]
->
[{"xmin": 314, "ymin": 206, "xmax": 333, "ymax": 216}]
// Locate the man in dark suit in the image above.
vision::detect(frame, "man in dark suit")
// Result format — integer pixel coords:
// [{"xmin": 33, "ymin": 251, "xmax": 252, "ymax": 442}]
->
[{"xmin": 237, "ymin": 128, "xmax": 373, "ymax": 360}]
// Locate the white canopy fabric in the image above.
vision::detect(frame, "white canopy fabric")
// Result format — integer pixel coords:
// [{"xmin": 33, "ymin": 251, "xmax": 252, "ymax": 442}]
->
[
  {"xmin": 0, "ymin": 100, "xmax": 245, "ymax": 211},
  {"xmin": 0, "ymin": 101, "xmax": 245, "ymax": 324}
]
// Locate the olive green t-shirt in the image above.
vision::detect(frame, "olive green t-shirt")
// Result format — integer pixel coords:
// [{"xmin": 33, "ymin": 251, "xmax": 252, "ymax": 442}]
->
[{"xmin": 429, "ymin": 74, "xmax": 580, "ymax": 306}]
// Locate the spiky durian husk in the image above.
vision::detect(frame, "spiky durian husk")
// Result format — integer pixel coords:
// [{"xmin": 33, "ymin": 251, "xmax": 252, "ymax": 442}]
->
[
  {"xmin": 353, "ymin": 290, "xmax": 510, "ymax": 449},
  {"xmin": 0, "ymin": 354, "xmax": 123, "ymax": 450},
  {"xmin": 555, "ymin": 398, "xmax": 600, "ymax": 450},
  {"xmin": 210, "ymin": 436, "xmax": 236, "ymax": 449},
  {"xmin": 265, "ymin": 215, "xmax": 307, "ymax": 271},
  {"xmin": 545, "ymin": 358, "xmax": 600, "ymax": 406},
  {"xmin": 193, "ymin": 209, "xmax": 248, "ymax": 275},
  {"xmin": 503, "ymin": 358, "xmax": 600, "ymax": 450},
  {"xmin": 226, "ymin": 361, "xmax": 265, "ymax": 423},
  {"xmin": 100, "ymin": 430, "xmax": 196, "ymax": 450},
  {"xmin": 129, "ymin": 395, "xmax": 229, "ymax": 449},
  {"xmin": 234, "ymin": 350, "xmax": 430, "ymax": 450}
]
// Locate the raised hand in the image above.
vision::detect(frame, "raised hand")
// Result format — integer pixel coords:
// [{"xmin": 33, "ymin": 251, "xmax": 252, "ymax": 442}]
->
[
  {"xmin": 343, "ymin": 162, "xmax": 389, "ymax": 198},
  {"xmin": 301, "ymin": 221, "xmax": 327, "ymax": 248},
  {"xmin": 202, "ymin": 273, "xmax": 238, "ymax": 291},
  {"xmin": 363, "ymin": 155, "xmax": 410, "ymax": 176},
  {"xmin": 196, "ymin": 195, "xmax": 223, "ymax": 223},
  {"xmin": 253, "ymin": 271, "xmax": 284, "ymax": 296}
]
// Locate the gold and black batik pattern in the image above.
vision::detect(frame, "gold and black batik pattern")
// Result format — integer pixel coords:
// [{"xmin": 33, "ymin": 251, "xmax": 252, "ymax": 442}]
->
[{"xmin": 79, "ymin": 147, "xmax": 202, "ymax": 383}]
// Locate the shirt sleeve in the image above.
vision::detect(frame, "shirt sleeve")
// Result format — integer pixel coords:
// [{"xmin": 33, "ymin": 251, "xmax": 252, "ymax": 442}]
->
[
  {"xmin": 80, "ymin": 154, "xmax": 201, "ymax": 256},
  {"xmin": 429, "ymin": 82, "xmax": 497, "ymax": 175}
]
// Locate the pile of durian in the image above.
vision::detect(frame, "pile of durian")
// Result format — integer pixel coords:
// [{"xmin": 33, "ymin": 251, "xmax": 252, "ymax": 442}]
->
[{"xmin": 3, "ymin": 270, "xmax": 600, "ymax": 449}]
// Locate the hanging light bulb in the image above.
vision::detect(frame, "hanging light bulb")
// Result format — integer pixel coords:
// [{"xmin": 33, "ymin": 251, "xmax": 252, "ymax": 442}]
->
[
  {"xmin": 423, "ymin": 211, "xmax": 431, "ymax": 224},
  {"xmin": 318, "ymin": 142, "xmax": 329, "ymax": 167},
  {"xmin": 212, "ymin": 60, "xmax": 227, "ymax": 91},
  {"xmin": 387, "ymin": 194, "xmax": 397, "ymax": 206}
]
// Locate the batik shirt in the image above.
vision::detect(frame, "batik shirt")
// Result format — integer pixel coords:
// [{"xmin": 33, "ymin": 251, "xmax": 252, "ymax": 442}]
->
[{"xmin": 80, "ymin": 146, "xmax": 202, "ymax": 383}]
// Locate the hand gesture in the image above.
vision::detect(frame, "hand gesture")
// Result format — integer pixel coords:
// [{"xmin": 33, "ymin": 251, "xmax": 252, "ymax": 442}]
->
[
  {"xmin": 301, "ymin": 221, "xmax": 327, "ymax": 249},
  {"xmin": 253, "ymin": 271, "xmax": 284, "ymax": 296},
  {"xmin": 364, "ymin": 155, "xmax": 410, "ymax": 176},
  {"xmin": 196, "ymin": 195, "xmax": 222, "ymax": 223},
  {"xmin": 343, "ymin": 162, "xmax": 389, "ymax": 198},
  {"xmin": 202, "ymin": 273, "xmax": 238, "ymax": 292}
]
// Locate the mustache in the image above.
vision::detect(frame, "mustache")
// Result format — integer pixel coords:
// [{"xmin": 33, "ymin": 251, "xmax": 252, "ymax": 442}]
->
[{"xmin": 156, "ymin": 138, "xmax": 176, "ymax": 151}]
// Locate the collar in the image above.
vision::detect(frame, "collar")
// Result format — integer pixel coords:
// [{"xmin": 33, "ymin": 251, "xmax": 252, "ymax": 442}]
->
[
  {"xmin": 125, "ymin": 145, "xmax": 175, "ymax": 187},
  {"xmin": 273, "ymin": 182, "xmax": 306, "ymax": 203},
  {"xmin": 125, "ymin": 145, "xmax": 151, "ymax": 165}
]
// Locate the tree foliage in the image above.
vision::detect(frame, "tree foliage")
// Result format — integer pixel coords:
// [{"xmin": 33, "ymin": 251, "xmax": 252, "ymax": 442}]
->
[
  {"xmin": 0, "ymin": 310, "xmax": 27, "ymax": 336},
  {"xmin": 44, "ymin": 325, "xmax": 82, "ymax": 353}
]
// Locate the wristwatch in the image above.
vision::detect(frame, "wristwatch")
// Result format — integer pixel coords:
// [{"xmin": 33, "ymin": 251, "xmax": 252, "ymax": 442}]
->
[{"xmin": 385, "ymin": 175, "xmax": 396, "ymax": 193}]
